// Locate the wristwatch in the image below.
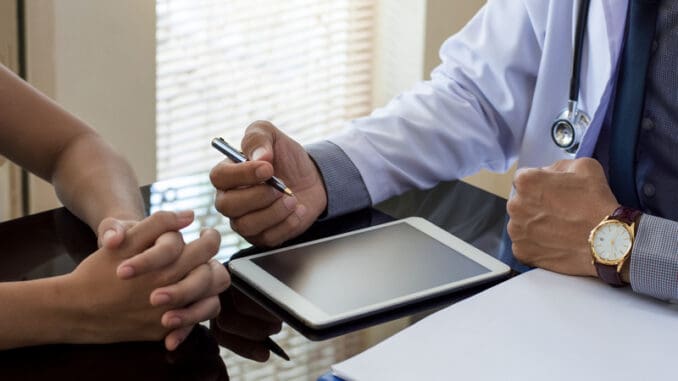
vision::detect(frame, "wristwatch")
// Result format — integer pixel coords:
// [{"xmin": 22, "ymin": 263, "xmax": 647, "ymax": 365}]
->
[{"xmin": 588, "ymin": 206, "xmax": 642, "ymax": 287}]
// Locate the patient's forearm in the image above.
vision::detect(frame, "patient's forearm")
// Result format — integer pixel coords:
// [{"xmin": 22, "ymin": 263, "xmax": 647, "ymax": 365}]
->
[
  {"xmin": 0, "ymin": 276, "xmax": 76, "ymax": 349},
  {"xmin": 51, "ymin": 132, "xmax": 145, "ymax": 231}
]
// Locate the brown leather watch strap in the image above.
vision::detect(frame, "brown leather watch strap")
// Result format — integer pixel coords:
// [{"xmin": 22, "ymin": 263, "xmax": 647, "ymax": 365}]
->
[
  {"xmin": 610, "ymin": 206, "xmax": 642, "ymax": 226},
  {"xmin": 595, "ymin": 263, "xmax": 625, "ymax": 287}
]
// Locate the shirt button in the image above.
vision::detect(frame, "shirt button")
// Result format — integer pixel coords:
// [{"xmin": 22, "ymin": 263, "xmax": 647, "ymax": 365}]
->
[
  {"xmin": 643, "ymin": 183, "xmax": 656, "ymax": 198},
  {"xmin": 652, "ymin": 39, "xmax": 659, "ymax": 53},
  {"xmin": 641, "ymin": 117, "xmax": 655, "ymax": 131}
]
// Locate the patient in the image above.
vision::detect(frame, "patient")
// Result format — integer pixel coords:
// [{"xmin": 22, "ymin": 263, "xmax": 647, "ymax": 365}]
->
[{"xmin": 0, "ymin": 64, "xmax": 229, "ymax": 351}]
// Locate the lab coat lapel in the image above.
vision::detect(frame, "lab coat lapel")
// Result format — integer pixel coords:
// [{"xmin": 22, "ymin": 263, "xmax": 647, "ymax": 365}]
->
[{"xmin": 576, "ymin": 0, "xmax": 629, "ymax": 157}]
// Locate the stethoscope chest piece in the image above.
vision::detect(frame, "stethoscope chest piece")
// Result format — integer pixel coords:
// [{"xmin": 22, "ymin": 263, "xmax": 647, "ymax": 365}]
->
[
  {"xmin": 551, "ymin": 100, "xmax": 590, "ymax": 154},
  {"xmin": 551, "ymin": 0, "xmax": 591, "ymax": 155}
]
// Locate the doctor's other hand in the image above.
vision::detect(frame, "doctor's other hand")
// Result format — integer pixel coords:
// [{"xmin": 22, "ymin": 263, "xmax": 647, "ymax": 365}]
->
[
  {"xmin": 210, "ymin": 120, "xmax": 328, "ymax": 247},
  {"xmin": 211, "ymin": 287, "xmax": 283, "ymax": 362},
  {"xmin": 506, "ymin": 158, "xmax": 619, "ymax": 276}
]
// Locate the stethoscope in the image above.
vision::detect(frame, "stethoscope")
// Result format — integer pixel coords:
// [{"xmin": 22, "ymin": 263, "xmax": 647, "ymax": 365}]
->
[{"xmin": 551, "ymin": 0, "xmax": 592, "ymax": 154}]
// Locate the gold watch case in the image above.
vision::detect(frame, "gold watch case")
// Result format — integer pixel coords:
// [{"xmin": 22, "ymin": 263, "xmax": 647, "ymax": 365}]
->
[{"xmin": 588, "ymin": 218, "xmax": 635, "ymax": 270}]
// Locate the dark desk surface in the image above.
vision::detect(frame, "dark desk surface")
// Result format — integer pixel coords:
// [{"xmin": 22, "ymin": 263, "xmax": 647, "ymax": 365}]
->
[{"xmin": 0, "ymin": 174, "xmax": 509, "ymax": 380}]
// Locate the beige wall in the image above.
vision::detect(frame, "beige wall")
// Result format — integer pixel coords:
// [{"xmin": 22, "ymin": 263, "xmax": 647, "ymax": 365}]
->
[
  {"xmin": 25, "ymin": 0, "xmax": 156, "ymax": 213},
  {"xmin": 0, "ymin": 0, "xmax": 24, "ymax": 220}
]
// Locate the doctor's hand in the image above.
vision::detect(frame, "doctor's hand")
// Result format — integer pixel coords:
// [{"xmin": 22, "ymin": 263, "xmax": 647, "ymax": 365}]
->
[
  {"xmin": 210, "ymin": 120, "xmax": 328, "ymax": 247},
  {"xmin": 506, "ymin": 158, "xmax": 619, "ymax": 276},
  {"xmin": 211, "ymin": 287, "xmax": 283, "ymax": 362}
]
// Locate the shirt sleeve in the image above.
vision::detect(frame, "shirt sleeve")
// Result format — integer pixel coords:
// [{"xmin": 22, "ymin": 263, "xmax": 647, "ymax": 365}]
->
[
  {"xmin": 630, "ymin": 214, "xmax": 678, "ymax": 301},
  {"xmin": 306, "ymin": 141, "xmax": 372, "ymax": 219}
]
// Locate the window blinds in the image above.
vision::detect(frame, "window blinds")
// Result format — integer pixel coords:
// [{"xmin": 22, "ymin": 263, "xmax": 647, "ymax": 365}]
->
[{"xmin": 156, "ymin": 0, "xmax": 375, "ymax": 179}]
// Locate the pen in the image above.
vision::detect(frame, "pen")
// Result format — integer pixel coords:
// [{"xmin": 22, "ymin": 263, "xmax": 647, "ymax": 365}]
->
[
  {"xmin": 211, "ymin": 137, "xmax": 294, "ymax": 197},
  {"xmin": 265, "ymin": 337, "xmax": 290, "ymax": 361}
]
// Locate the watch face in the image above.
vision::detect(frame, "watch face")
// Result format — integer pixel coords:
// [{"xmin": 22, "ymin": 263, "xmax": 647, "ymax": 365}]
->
[{"xmin": 591, "ymin": 221, "xmax": 633, "ymax": 262}]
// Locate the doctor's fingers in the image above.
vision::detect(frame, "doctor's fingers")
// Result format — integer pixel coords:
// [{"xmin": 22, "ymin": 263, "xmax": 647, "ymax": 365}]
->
[
  {"xmin": 243, "ymin": 210, "xmax": 308, "ymax": 248},
  {"xmin": 241, "ymin": 120, "xmax": 280, "ymax": 161},
  {"xmin": 229, "ymin": 195, "xmax": 303, "ymax": 238},
  {"xmin": 543, "ymin": 157, "xmax": 604, "ymax": 175},
  {"xmin": 226, "ymin": 287, "xmax": 282, "ymax": 324},
  {"xmin": 211, "ymin": 327, "xmax": 271, "ymax": 362},
  {"xmin": 512, "ymin": 167, "xmax": 578, "ymax": 196},
  {"xmin": 214, "ymin": 184, "xmax": 282, "ymax": 218},
  {"xmin": 120, "ymin": 210, "xmax": 195, "ymax": 256},
  {"xmin": 210, "ymin": 159, "xmax": 274, "ymax": 190},
  {"xmin": 215, "ymin": 311, "xmax": 282, "ymax": 341},
  {"xmin": 117, "ymin": 231, "xmax": 185, "ymax": 279}
]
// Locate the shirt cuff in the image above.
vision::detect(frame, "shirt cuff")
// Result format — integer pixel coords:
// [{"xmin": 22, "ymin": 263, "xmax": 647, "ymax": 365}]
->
[
  {"xmin": 630, "ymin": 214, "xmax": 678, "ymax": 301},
  {"xmin": 305, "ymin": 141, "xmax": 371, "ymax": 219}
]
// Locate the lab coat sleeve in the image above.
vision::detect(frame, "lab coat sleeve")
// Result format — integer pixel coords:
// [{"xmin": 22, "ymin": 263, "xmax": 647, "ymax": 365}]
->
[
  {"xmin": 630, "ymin": 215, "xmax": 678, "ymax": 301},
  {"xmin": 326, "ymin": 0, "xmax": 544, "ymax": 204}
]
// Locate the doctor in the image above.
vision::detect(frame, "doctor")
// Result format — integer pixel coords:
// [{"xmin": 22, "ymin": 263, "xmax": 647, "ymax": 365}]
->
[{"xmin": 210, "ymin": 1, "xmax": 678, "ymax": 301}]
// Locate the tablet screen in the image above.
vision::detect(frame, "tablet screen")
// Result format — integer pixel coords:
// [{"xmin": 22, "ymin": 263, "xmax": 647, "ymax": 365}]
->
[{"xmin": 252, "ymin": 222, "xmax": 490, "ymax": 315}]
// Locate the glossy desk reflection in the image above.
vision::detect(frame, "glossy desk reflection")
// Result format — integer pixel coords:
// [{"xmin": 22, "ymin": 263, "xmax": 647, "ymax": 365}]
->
[{"xmin": 0, "ymin": 174, "xmax": 509, "ymax": 380}]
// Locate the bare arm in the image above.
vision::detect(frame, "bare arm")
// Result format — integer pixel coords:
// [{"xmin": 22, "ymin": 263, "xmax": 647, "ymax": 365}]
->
[
  {"xmin": 0, "ymin": 65, "xmax": 230, "ymax": 349},
  {"xmin": 0, "ymin": 212, "xmax": 226, "ymax": 350},
  {"xmin": 0, "ymin": 64, "xmax": 144, "ymax": 228}
]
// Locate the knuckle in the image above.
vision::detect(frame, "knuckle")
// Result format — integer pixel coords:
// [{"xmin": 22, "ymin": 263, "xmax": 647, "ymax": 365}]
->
[
  {"xmin": 159, "ymin": 235, "xmax": 184, "ymax": 257},
  {"xmin": 506, "ymin": 197, "xmax": 519, "ymax": 216},
  {"xmin": 207, "ymin": 297, "xmax": 222, "ymax": 319},
  {"xmin": 201, "ymin": 230, "xmax": 221, "ymax": 255},
  {"xmin": 219, "ymin": 271, "xmax": 231, "ymax": 292},
  {"xmin": 506, "ymin": 220, "xmax": 521, "ymax": 239},
  {"xmin": 511, "ymin": 243, "xmax": 526, "ymax": 262},
  {"xmin": 231, "ymin": 217, "xmax": 255, "ymax": 236},
  {"xmin": 209, "ymin": 165, "xmax": 223, "ymax": 187},
  {"xmin": 260, "ymin": 230, "xmax": 283, "ymax": 248},
  {"xmin": 512, "ymin": 170, "xmax": 530, "ymax": 191},
  {"xmin": 247, "ymin": 120, "xmax": 275, "ymax": 132},
  {"xmin": 214, "ymin": 191, "xmax": 232, "ymax": 215}
]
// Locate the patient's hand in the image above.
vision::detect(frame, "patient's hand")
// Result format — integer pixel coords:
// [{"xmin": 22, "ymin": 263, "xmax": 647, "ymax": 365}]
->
[
  {"xmin": 65, "ymin": 211, "xmax": 229, "ymax": 349},
  {"xmin": 211, "ymin": 287, "xmax": 282, "ymax": 361}
]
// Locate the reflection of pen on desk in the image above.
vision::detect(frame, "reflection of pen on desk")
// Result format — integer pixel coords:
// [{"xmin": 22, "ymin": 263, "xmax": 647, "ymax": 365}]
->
[
  {"xmin": 265, "ymin": 337, "xmax": 290, "ymax": 361},
  {"xmin": 211, "ymin": 137, "xmax": 294, "ymax": 197}
]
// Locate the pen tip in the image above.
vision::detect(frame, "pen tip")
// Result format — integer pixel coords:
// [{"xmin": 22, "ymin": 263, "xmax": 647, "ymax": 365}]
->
[{"xmin": 284, "ymin": 188, "xmax": 294, "ymax": 196}]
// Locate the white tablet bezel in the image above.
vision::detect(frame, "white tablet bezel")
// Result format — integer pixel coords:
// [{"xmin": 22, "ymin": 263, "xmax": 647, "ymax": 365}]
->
[{"xmin": 228, "ymin": 217, "xmax": 510, "ymax": 329}]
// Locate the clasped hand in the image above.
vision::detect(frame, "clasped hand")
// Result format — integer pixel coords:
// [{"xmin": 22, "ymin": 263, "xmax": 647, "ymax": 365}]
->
[
  {"xmin": 69, "ymin": 210, "xmax": 230, "ymax": 350},
  {"xmin": 506, "ymin": 158, "xmax": 619, "ymax": 276}
]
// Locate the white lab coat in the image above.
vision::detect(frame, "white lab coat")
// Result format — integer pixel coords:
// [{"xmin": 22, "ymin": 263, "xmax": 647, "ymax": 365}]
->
[{"xmin": 328, "ymin": 0, "xmax": 629, "ymax": 204}]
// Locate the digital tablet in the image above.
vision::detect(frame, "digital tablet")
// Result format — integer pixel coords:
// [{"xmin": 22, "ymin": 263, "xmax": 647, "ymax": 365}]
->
[{"xmin": 227, "ymin": 217, "xmax": 510, "ymax": 329}]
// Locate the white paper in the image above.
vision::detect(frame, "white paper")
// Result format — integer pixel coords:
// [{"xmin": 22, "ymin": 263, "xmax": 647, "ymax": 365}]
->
[{"xmin": 332, "ymin": 269, "xmax": 678, "ymax": 381}]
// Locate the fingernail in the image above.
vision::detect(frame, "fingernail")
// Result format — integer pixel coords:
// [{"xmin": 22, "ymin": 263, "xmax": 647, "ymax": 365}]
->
[
  {"xmin": 283, "ymin": 196, "xmax": 297, "ymax": 211},
  {"xmin": 168, "ymin": 317, "xmax": 182, "ymax": 328},
  {"xmin": 176, "ymin": 210, "xmax": 194, "ymax": 223},
  {"xmin": 255, "ymin": 165, "xmax": 270, "ymax": 180},
  {"xmin": 117, "ymin": 265, "xmax": 135, "ymax": 279},
  {"xmin": 252, "ymin": 147, "xmax": 266, "ymax": 161},
  {"xmin": 102, "ymin": 229, "xmax": 116, "ymax": 244},
  {"xmin": 152, "ymin": 293, "xmax": 171, "ymax": 306},
  {"xmin": 295, "ymin": 204, "xmax": 307, "ymax": 218}
]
